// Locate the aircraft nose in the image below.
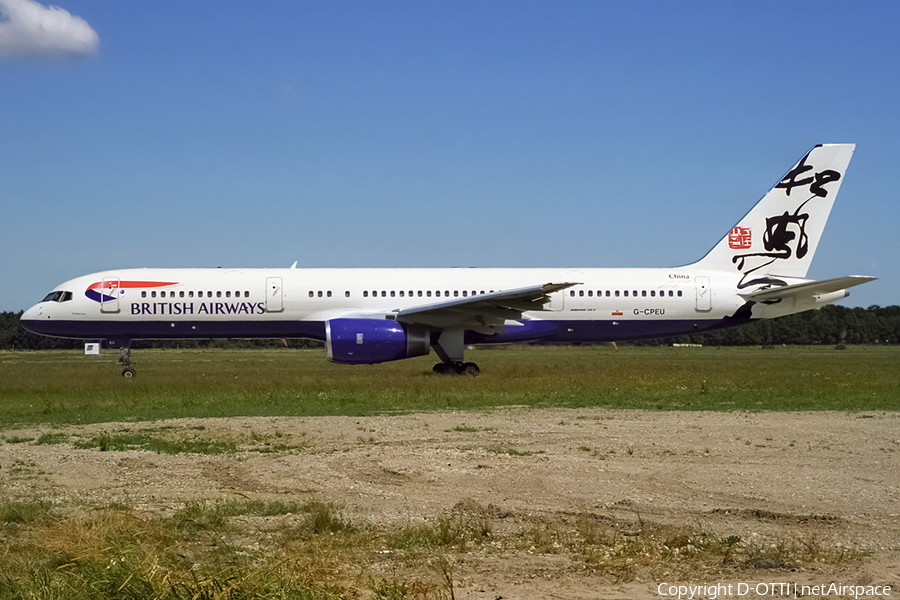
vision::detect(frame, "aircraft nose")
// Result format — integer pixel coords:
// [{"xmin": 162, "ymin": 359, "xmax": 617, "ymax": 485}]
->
[{"xmin": 20, "ymin": 303, "xmax": 45, "ymax": 332}]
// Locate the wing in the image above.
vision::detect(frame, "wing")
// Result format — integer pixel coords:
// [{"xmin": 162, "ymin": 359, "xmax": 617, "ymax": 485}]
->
[
  {"xmin": 392, "ymin": 282, "xmax": 579, "ymax": 333},
  {"xmin": 739, "ymin": 276, "xmax": 876, "ymax": 303}
]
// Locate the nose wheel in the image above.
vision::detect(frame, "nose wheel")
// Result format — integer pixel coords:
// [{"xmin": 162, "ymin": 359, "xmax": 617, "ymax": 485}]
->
[{"xmin": 117, "ymin": 346, "xmax": 136, "ymax": 378}]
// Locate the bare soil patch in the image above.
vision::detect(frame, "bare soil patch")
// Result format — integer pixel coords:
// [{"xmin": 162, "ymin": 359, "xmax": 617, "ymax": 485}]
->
[{"xmin": 2, "ymin": 408, "xmax": 898, "ymax": 599}]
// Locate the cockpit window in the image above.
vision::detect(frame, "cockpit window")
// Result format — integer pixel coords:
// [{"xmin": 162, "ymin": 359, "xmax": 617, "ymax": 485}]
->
[{"xmin": 41, "ymin": 291, "xmax": 73, "ymax": 303}]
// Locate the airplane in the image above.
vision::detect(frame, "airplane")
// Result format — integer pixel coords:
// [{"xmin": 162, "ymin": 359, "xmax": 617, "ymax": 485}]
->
[{"xmin": 21, "ymin": 144, "xmax": 875, "ymax": 378}]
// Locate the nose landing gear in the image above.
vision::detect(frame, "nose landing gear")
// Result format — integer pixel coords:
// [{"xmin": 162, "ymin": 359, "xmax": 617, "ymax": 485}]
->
[{"xmin": 113, "ymin": 341, "xmax": 136, "ymax": 378}]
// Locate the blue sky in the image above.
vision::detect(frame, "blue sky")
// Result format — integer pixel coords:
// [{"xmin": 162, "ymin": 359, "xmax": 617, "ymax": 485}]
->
[{"xmin": 1, "ymin": 0, "xmax": 897, "ymax": 311}]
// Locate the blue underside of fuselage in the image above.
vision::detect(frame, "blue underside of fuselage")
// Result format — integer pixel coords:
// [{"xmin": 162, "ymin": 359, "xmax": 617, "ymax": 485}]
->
[{"xmin": 21, "ymin": 317, "xmax": 751, "ymax": 345}]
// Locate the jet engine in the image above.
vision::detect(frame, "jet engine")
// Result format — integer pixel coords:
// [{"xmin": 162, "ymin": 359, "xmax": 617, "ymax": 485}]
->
[{"xmin": 325, "ymin": 319, "xmax": 431, "ymax": 364}]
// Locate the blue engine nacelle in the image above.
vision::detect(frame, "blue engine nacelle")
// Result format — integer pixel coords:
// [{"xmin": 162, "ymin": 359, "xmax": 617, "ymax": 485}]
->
[{"xmin": 325, "ymin": 319, "xmax": 431, "ymax": 364}]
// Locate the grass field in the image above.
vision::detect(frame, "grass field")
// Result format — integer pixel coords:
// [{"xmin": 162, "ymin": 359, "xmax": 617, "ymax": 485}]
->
[
  {"xmin": 2, "ymin": 345, "xmax": 898, "ymax": 599},
  {"xmin": 1, "ymin": 344, "xmax": 898, "ymax": 426}
]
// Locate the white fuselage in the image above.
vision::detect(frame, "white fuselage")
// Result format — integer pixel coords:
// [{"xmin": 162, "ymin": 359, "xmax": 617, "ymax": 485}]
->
[{"xmin": 22, "ymin": 266, "xmax": 765, "ymax": 345}]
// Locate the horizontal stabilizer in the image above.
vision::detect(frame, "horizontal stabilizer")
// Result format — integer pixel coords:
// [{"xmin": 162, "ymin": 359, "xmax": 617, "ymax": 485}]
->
[{"xmin": 739, "ymin": 276, "xmax": 876, "ymax": 303}]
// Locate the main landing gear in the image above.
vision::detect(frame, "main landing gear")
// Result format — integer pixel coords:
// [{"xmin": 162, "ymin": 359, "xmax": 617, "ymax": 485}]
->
[
  {"xmin": 431, "ymin": 329, "xmax": 480, "ymax": 376},
  {"xmin": 432, "ymin": 361, "xmax": 480, "ymax": 376}
]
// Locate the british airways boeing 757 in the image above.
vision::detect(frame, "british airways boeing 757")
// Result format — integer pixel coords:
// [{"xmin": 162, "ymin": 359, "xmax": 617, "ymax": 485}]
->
[{"xmin": 21, "ymin": 144, "xmax": 875, "ymax": 377}]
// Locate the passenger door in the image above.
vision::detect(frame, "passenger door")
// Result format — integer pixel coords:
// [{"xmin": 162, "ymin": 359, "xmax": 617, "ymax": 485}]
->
[
  {"xmin": 100, "ymin": 277, "xmax": 120, "ymax": 314},
  {"xmin": 694, "ymin": 276, "xmax": 712, "ymax": 312},
  {"xmin": 265, "ymin": 277, "xmax": 283, "ymax": 313}
]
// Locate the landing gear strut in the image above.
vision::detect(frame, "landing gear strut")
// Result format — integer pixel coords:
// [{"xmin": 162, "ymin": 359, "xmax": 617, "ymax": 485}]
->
[
  {"xmin": 115, "ymin": 344, "xmax": 136, "ymax": 378},
  {"xmin": 431, "ymin": 330, "xmax": 480, "ymax": 376}
]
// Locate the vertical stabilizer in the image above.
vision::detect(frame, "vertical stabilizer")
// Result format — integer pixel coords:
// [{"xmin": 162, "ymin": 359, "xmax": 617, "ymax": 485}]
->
[{"xmin": 690, "ymin": 144, "xmax": 854, "ymax": 287}]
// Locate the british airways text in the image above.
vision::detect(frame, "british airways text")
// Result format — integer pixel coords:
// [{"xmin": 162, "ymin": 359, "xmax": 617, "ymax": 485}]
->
[{"xmin": 130, "ymin": 302, "xmax": 266, "ymax": 316}]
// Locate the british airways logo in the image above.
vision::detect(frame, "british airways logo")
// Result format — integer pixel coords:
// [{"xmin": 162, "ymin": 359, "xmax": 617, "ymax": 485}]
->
[
  {"xmin": 86, "ymin": 281, "xmax": 266, "ymax": 315},
  {"xmin": 85, "ymin": 280, "xmax": 177, "ymax": 303}
]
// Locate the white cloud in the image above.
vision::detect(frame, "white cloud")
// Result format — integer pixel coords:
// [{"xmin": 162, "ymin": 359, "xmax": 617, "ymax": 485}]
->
[{"xmin": 0, "ymin": 0, "xmax": 99, "ymax": 57}]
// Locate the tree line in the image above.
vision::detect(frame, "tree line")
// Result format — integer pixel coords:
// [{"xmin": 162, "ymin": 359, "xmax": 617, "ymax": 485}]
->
[
  {"xmin": 3, "ymin": 304, "xmax": 900, "ymax": 350},
  {"xmin": 0, "ymin": 311, "xmax": 322, "ymax": 350},
  {"xmin": 629, "ymin": 304, "xmax": 900, "ymax": 346}
]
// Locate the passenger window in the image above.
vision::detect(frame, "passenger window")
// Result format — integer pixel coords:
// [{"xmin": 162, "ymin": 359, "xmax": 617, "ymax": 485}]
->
[
  {"xmin": 327, "ymin": 291, "xmax": 332, "ymax": 298},
  {"xmin": 381, "ymin": 291, "xmax": 386, "ymax": 297},
  {"xmin": 588, "ymin": 290, "xmax": 593, "ymax": 297},
  {"xmin": 623, "ymin": 291, "xmax": 628, "ymax": 297},
  {"xmin": 317, "ymin": 291, "xmax": 323, "ymax": 298},
  {"xmin": 418, "ymin": 291, "xmax": 423, "ymax": 297},
  {"xmin": 151, "ymin": 291, "xmax": 157, "ymax": 298},
  {"xmin": 454, "ymin": 291, "xmax": 459, "ymax": 297},
  {"xmin": 309, "ymin": 291, "xmax": 314, "ymax": 298},
  {"xmin": 445, "ymin": 290, "xmax": 449, "ymax": 297},
  {"xmin": 435, "ymin": 291, "xmax": 441, "ymax": 297},
  {"xmin": 142, "ymin": 291, "xmax": 147, "ymax": 298},
  {"xmin": 226, "ymin": 291, "xmax": 231, "ymax": 298},
  {"xmin": 345, "ymin": 291, "xmax": 350, "ymax": 298},
  {"xmin": 462, "ymin": 291, "xmax": 467, "ymax": 297},
  {"xmin": 579, "ymin": 290, "xmax": 584, "ymax": 297},
  {"xmin": 642, "ymin": 290, "xmax": 647, "ymax": 297},
  {"xmin": 399, "ymin": 291, "xmax": 404, "ymax": 297},
  {"xmin": 391, "ymin": 291, "xmax": 395, "ymax": 297},
  {"xmin": 427, "ymin": 291, "xmax": 432, "ymax": 297},
  {"xmin": 217, "ymin": 291, "xmax": 222, "ymax": 298},
  {"xmin": 363, "ymin": 291, "xmax": 368, "ymax": 298},
  {"xmin": 244, "ymin": 291, "xmax": 250, "ymax": 298},
  {"xmin": 615, "ymin": 290, "xmax": 620, "ymax": 297},
  {"xmin": 678, "ymin": 290, "xmax": 683, "ymax": 297},
  {"xmin": 180, "ymin": 291, "xmax": 185, "ymax": 298}
]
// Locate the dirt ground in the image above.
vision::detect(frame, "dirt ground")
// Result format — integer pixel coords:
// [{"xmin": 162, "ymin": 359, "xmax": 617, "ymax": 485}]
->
[{"xmin": 2, "ymin": 408, "xmax": 898, "ymax": 599}]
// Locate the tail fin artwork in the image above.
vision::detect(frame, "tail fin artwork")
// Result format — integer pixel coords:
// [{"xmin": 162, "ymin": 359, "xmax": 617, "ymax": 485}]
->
[{"xmin": 691, "ymin": 144, "xmax": 855, "ymax": 289}]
